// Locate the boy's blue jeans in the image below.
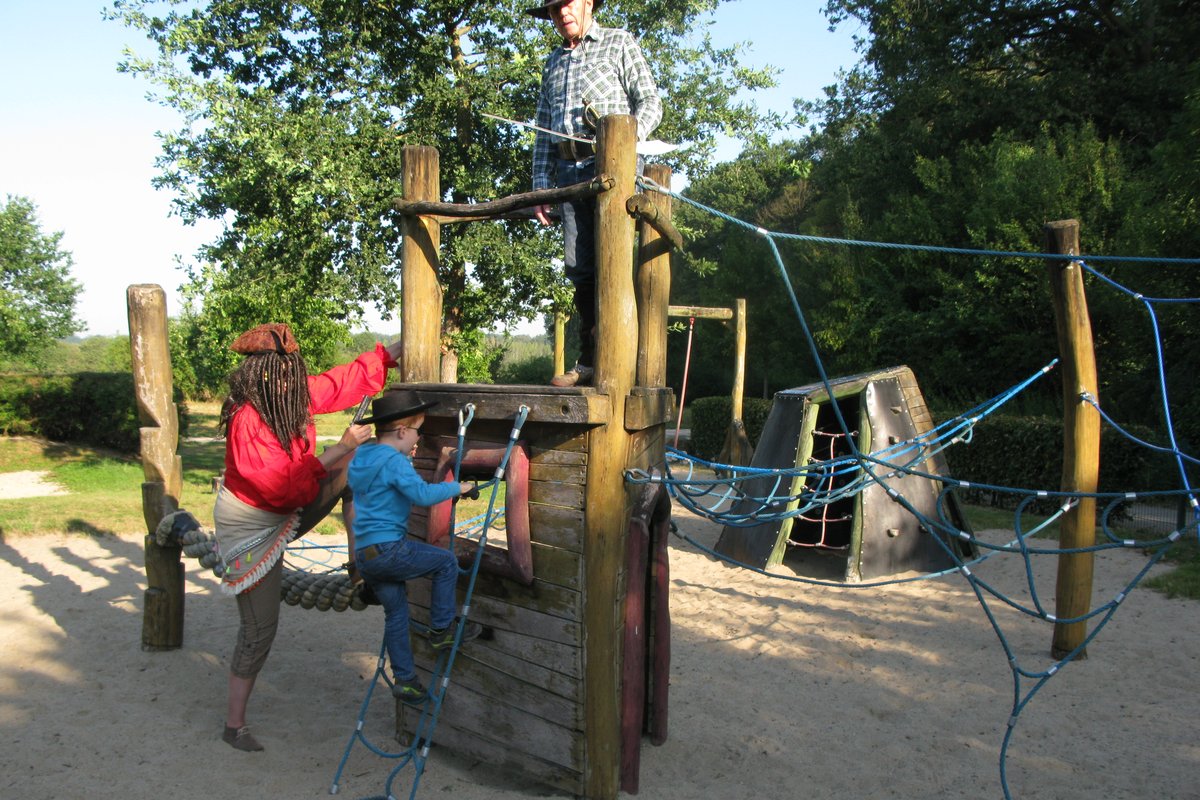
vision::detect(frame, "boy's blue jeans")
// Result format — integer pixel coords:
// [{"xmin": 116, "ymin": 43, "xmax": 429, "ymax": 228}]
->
[{"xmin": 355, "ymin": 538, "xmax": 460, "ymax": 681}]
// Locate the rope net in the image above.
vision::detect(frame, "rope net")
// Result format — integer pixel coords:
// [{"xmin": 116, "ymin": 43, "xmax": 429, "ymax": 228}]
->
[{"xmin": 634, "ymin": 174, "xmax": 1199, "ymax": 800}]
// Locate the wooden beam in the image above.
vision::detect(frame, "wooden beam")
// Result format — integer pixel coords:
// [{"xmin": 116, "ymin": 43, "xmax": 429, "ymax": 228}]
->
[
  {"xmin": 635, "ymin": 164, "xmax": 673, "ymax": 388},
  {"xmin": 393, "ymin": 176, "xmax": 614, "ymax": 218},
  {"xmin": 1045, "ymin": 219, "xmax": 1100, "ymax": 660},
  {"xmin": 554, "ymin": 312, "xmax": 567, "ymax": 377},
  {"xmin": 400, "ymin": 146, "xmax": 443, "ymax": 382},
  {"xmin": 667, "ymin": 304, "xmax": 733, "ymax": 320},
  {"xmin": 731, "ymin": 298, "xmax": 747, "ymax": 421},
  {"xmin": 626, "ymin": 192, "xmax": 683, "ymax": 251},
  {"xmin": 584, "ymin": 114, "xmax": 639, "ymax": 800},
  {"xmin": 128, "ymin": 284, "xmax": 184, "ymax": 651}
]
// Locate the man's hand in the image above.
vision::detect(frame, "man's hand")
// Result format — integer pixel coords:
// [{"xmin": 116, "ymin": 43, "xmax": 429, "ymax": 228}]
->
[{"xmin": 534, "ymin": 204, "xmax": 554, "ymax": 226}]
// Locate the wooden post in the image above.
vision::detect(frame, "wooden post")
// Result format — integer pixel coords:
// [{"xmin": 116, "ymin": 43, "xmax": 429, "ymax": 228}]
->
[
  {"xmin": 1045, "ymin": 220, "xmax": 1100, "ymax": 659},
  {"xmin": 128, "ymin": 284, "xmax": 185, "ymax": 651},
  {"xmin": 554, "ymin": 311, "xmax": 567, "ymax": 377},
  {"xmin": 731, "ymin": 298, "xmax": 746, "ymax": 422},
  {"xmin": 636, "ymin": 164, "xmax": 672, "ymax": 388},
  {"xmin": 718, "ymin": 297, "xmax": 753, "ymax": 466},
  {"xmin": 401, "ymin": 146, "xmax": 443, "ymax": 382},
  {"xmin": 584, "ymin": 114, "xmax": 638, "ymax": 800}
]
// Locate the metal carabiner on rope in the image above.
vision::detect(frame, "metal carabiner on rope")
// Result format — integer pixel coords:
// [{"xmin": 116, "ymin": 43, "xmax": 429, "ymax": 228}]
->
[
  {"xmin": 448, "ymin": 404, "xmax": 477, "ymax": 553},
  {"xmin": 454, "ymin": 403, "xmax": 476, "ymax": 485}
]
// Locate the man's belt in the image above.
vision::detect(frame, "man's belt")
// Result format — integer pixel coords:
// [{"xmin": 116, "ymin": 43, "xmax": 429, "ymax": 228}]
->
[{"xmin": 557, "ymin": 140, "xmax": 595, "ymax": 161}]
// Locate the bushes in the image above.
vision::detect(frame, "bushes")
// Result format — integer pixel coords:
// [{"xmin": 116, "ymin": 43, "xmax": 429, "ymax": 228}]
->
[
  {"xmin": 688, "ymin": 394, "xmax": 1177, "ymax": 505},
  {"xmin": 686, "ymin": 395, "xmax": 773, "ymax": 460},
  {"xmin": 0, "ymin": 372, "xmax": 189, "ymax": 454},
  {"xmin": 941, "ymin": 414, "xmax": 1178, "ymax": 507}
]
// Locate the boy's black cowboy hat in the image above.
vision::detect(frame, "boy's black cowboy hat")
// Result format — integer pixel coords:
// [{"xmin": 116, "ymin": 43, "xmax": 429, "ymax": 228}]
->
[
  {"xmin": 358, "ymin": 390, "xmax": 439, "ymax": 426},
  {"xmin": 525, "ymin": 0, "xmax": 604, "ymax": 20}
]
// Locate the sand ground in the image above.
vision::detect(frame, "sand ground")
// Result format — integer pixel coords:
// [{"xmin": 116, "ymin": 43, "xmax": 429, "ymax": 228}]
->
[{"xmin": 1, "ymin": 503, "xmax": 1197, "ymax": 800}]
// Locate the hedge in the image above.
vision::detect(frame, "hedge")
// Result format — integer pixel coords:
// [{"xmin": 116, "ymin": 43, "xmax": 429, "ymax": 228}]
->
[
  {"xmin": 0, "ymin": 372, "xmax": 189, "ymax": 455},
  {"xmin": 688, "ymin": 394, "xmax": 1177, "ymax": 506},
  {"xmin": 687, "ymin": 395, "xmax": 773, "ymax": 461},
  {"xmin": 942, "ymin": 414, "xmax": 1180, "ymax": 508}
]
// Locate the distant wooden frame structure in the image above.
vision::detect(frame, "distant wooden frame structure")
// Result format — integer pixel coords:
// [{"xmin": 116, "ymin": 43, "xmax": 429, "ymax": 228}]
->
[
  {"xmin": 132, "ymin": 115, "xmax": 679, "ymax": 799},
  {"xmin": 555, "ymin": 298, "xmax": 751, "ymax": 466},
  {"xmin": 666, "ymin": 300, "xmax": 751, "ymax": 466}
]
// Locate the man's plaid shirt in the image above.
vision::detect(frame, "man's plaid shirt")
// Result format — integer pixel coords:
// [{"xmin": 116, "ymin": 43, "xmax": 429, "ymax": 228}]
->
[{"xmin": 532, "ymin": 23, "xmax": 662, "ymax": 191}]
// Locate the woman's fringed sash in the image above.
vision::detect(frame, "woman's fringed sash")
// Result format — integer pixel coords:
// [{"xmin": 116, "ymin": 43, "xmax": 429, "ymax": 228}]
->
[{"xmin": 213, "ymin": 486, "xmax": 301, "ymax": 595}]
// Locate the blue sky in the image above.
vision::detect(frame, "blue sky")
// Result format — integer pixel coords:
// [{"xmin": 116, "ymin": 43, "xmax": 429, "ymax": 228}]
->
[{"xmin": 0, "ymin": 1, "xmax": 862, "ymax": 336}]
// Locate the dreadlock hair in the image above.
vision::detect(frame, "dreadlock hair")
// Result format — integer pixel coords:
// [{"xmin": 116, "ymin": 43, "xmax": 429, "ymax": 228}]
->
[{"xmin": 219, "ymin": 350, "xmax": 313, "ymax": 456}]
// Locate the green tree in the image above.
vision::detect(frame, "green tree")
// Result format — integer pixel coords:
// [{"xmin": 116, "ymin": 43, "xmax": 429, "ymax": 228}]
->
[
  {"xmin": 109, "ymin": 0, "xmax": 780, "ymax": 382},
  {"xmin": 672, "ymin": 141, "xmax": 823, "ymax": 398},
  {"xmin": 672, "ymin": 0, "xmax": 1198, "ymax": 440},
  {"xmin": 0, "ymin": 195, "xmax": 83, "ymax": 365},
  {"xmin": 787, "ymin": 0, "xmax": 1200, "ymax": 421}
]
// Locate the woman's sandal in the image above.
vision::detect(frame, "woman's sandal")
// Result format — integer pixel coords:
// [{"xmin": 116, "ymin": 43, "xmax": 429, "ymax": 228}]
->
[{"xmin": 222, "ymin": 725, "xmax": 264, "ymax": 752}]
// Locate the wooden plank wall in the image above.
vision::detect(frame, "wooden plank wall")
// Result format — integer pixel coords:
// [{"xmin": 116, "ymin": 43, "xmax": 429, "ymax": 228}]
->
[{"xmin": 398, "ymin": 407, "xmax": 595, "ymax": 795}]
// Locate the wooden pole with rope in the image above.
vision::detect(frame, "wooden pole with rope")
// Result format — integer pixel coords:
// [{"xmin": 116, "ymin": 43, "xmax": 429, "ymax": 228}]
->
[
  {"xmin": 1045, "ymin": 219, "xmax": 1100, "ymax": 659},
  {"xmin": 665, "ymin": 302, "xmax": 751, "ymax": 464}
]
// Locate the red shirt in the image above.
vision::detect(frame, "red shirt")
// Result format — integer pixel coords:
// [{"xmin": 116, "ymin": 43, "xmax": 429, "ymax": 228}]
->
[{"xmin": 222, "ymin": 343, "xmax": 396, "ymax": 513}]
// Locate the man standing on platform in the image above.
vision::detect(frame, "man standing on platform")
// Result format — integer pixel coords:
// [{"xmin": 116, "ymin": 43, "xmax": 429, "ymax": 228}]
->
[{"xmin": 527, "ymin": 0, "xmax": 662, "ymax": 387}]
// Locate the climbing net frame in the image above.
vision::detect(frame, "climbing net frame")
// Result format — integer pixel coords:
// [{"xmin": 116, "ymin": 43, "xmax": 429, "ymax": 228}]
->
[{"xmin": 631, "ymin": 173, "xmax": 1200, "ymax": 800}]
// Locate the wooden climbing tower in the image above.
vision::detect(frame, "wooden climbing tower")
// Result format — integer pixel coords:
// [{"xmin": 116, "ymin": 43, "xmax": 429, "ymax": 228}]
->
[
  {"xmin": 132, "ymin": 114, "xmax": 678, "ymax": 799},
  {"xmin": 385, "ymin": 116, "xmax": 675, "ymax": 798}
]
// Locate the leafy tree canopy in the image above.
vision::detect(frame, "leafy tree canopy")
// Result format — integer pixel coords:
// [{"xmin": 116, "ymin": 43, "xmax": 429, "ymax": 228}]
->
[
  {"xmin": 0, "ymin": 195, "xmax": 83, "ymax": 365},
  {"xmin": 108, "ymin": 0, "xmax": 781, "ymax": 387},
  {"xmin": 675, "ymin": 0, "xmax": 1199, "ymax": 448}
]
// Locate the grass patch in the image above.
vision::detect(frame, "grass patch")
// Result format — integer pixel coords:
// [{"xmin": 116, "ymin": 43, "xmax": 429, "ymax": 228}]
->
[
  {"xmin": 0, "ymin": 429, "xmax": 489, "ymax": 540},
  {"xmin": 188, "ymin": 400, "xmax": 365, "ymax": 440},
  {"xmin": 0, "ymin": 437, "xmax": 146, "ymax": 536},
  {"xmin": 959, "ymin": 501, "xmax": 1200, "ymax": 600}
]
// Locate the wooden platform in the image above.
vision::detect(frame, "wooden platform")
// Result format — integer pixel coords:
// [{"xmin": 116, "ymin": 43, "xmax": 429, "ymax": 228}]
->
[{"xmin": 388, "ymin": 381, "xmax": 673, "ymax": 795}]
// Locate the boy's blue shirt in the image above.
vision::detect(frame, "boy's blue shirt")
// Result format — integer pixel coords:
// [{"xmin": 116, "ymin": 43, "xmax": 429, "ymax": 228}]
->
[{"xmin": 348, "ymin": 442, "xmax": 462, "ymax": 548}]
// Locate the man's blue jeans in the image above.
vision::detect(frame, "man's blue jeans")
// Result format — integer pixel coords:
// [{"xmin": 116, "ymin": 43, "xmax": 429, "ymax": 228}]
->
[{"xmin": 355, "ymin": 538, "xmax": 460, "ymax": 681}]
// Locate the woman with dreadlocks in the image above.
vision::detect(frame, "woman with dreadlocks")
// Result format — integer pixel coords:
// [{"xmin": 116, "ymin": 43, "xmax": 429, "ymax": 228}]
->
[{"xmin": 213, "ymin": 322, "xmax": 402, "ymax": 752}]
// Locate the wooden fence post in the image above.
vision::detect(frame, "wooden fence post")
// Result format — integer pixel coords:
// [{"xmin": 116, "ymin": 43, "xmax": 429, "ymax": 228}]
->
[
  {"xmin": 636, "ymin": 164, "xmax": 672, "ymax": 388},
  {"xmin": 1044, "ymin": 220, "xmax": 1100, "ymax": 659},
  {"xmin": 584, "ymin": 113, "xmax": 639, "ymax": 800},
  {"xmin": 401, "ymin": 146, "xmax": 443, "ymax": 383},
  {"xmin": 128, "ymin": 284, "xmax": 185, "ymax": 651}
]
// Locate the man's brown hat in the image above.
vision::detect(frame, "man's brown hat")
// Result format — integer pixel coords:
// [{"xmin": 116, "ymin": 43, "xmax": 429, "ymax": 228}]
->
[
  {"xmin": 525, "ymin": 0, "xmax": 603, "ymax": 20},
  {"xmin": 230, "ymin": 323, "xmax": 300, "ymax": 356}
]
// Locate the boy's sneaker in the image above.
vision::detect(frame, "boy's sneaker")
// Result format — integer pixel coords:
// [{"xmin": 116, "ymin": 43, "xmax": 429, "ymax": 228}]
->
[
  {"xmin": 550, "ymin": 363, "xmax": 594, "ymax": 387},
  {"xmin": 428, "ymin": 619, "xmax": 484, "ymax": 651},
  {"xmin": 392, "ymin": 676, "xmax": 428, "ymax": 705}
]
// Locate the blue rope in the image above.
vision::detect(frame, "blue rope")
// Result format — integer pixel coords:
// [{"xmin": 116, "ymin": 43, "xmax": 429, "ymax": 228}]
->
[
  {"xmin": 634, "ymin": 175, "xmax": 1200, "ymax": 800},
  {"xmin": 329, "ymin": 404, "xmax": 530, "ymax": 800},
  {"xmin": 637, "ymin": 174, "xmax": 1200, "ymax": 265},
  {"xmin": 627, "ymin": 361, "xmax": 1058, "ymax": 527}
]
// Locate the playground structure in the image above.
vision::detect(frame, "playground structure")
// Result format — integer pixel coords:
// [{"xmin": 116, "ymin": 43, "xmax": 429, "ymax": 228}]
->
[
  {"xmin": 124, "ymin": 98, "xmax": 1190, "ymax": 800},
  {"xmin": 131, "ymin": 115, "xmax": 681, "ymax": 799},
  {"xmin": 714, "ymin": 364, "xmax": 978, "ymax": 581}
]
